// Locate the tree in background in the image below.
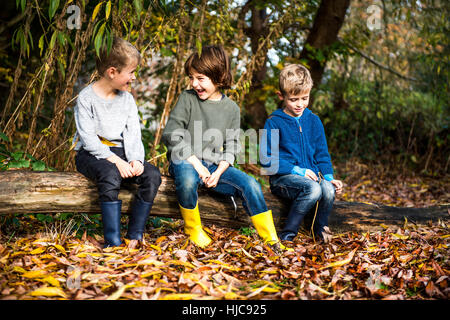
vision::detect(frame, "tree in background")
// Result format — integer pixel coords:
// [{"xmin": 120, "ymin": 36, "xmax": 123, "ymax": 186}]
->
[{"xmin": 0, "ymin": 0, "xmax": 447, "ymax": 175}]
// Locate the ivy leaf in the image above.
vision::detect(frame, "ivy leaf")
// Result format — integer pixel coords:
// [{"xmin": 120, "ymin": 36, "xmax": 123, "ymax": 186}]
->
[
  {"xmin": 9, "ymin": 159, "xmax": 30, "ymax": 168},
  {"xmin": 0, "ymin": 131, "xmax": 9, "ymax": 142},
  {"xmin": 32, "ymin": 161, "xmax": 46, "ymax": 171}
]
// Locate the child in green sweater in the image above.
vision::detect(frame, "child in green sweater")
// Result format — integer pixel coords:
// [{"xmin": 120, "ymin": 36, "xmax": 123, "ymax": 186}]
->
[{"xmin": 162, "ymin": 45, "xmax": 287, "ymax": 250}]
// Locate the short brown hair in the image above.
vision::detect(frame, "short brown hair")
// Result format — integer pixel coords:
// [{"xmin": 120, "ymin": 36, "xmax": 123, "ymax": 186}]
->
[
  {"xmin": 279, "ymin": 64, "xmax": 313, "ymax": 96},
  {"xmin": 96, "ymin": 37, "xmax": 141, "ymax": 76},
  {"xmin": 184, "ymin": 45, "xmax": 232, "ymax": 90}
]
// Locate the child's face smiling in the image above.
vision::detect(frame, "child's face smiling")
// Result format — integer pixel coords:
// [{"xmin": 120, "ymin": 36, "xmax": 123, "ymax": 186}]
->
[
  {"xmin": 279, "ymin": 90, "xmax": 311, "ymax": 117},
  {"xmin": 112, "ymin": 62, "xmax": 138, "ymax": 92},
  {"xmin": 189, "ymin": 70, "xmax": 222, "ymax": 101}
]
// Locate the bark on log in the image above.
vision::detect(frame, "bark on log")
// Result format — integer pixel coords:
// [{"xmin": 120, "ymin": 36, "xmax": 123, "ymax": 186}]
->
[{"xmin": 0, "ymin": 171, "xmax": 448, "ymax": 232}]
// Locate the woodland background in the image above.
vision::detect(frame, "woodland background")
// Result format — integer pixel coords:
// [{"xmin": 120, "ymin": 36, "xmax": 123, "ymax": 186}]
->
[{"xmin": 0, "ymin": 0, "xmax": 448, "ymax": 300}]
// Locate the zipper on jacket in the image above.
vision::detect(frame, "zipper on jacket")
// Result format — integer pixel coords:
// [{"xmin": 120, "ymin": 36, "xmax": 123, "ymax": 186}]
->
[
  {"xmin": 298, "ymin": 117, "xmax": 307, "ymax": 167},
  {"xmin": 296, "ymin": 118, "xmax": 303, "ymax": 167}
]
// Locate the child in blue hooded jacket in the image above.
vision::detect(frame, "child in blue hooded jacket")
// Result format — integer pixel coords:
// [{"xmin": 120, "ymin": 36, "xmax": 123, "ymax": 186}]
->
[{"xmin": 260, "ymin": 64, "xmax": 343, "ymax": 241}]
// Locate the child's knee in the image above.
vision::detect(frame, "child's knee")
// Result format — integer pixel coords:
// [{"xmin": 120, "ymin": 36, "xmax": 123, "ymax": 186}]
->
[
  {"xmin": 97, "ymin": 163, "xmax": 122, "ymax": 186},
  {"xmin": 307, "ymin": 182, "xmax": 322, "ymax": 202},
  {"xmin": 243, "ymin": 176, "xmax": 262, "ymax": 195},
  {"xmin": 176, "ymin": 172, "xmax": 199, "ymax": 193},
  {"xmin": 321, "ymin": 181, "xmax": 335, "ymax": 202},
  {"xmin": 142, "ymin": 163, "xmax": 162, "ymax": 186}
]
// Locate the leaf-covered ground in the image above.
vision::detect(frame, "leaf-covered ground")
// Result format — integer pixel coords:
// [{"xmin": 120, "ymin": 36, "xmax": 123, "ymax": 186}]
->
[
  {"xmin": 334, "ymin": 158, "xmax": 449, "ymax": 208},
  {"xmin": 0, "ymin": 159, "xmax": 448, "ymax": 300},
  {"xmin": 0, "ymin": 218, "xmax": 448, "ymax": 300}
]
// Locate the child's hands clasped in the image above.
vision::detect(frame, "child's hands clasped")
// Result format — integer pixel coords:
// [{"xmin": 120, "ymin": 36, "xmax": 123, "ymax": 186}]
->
[
  {"xmin": 113, "ymin": 158, "xmax": 134, "ymax": 178},
  {"xmin": 187, "ymin": 155, "xmax": 211, "ymax": 184},
  {"xmin": 196, "ymin": 164, "xmax": 212, "ymax": 183},
  {"xmin": 107, "ymin": 155, "xmax": 144, "ymax": 178},
  {"xmin": 204, "ymin": 161, "xmax": 230, "ymax": 188},
  {"xmin": 130, "ymin": 160, "xmax": 144, "ymax": 176}
]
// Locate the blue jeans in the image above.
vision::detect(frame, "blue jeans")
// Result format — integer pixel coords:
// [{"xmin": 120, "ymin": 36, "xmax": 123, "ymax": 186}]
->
[
  {"xmin": 270, "ymin": 174, "xmax": 335, "ymax": 240},
  {"xmin": 169, "ymin": 160, "xmax": 268, "ymax": 216}
]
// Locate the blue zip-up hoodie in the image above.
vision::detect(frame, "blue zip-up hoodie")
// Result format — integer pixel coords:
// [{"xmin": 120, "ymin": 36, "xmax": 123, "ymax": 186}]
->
[{"xmin": 260, "ymin": 108, "xmax": 334, "ymax": 179}]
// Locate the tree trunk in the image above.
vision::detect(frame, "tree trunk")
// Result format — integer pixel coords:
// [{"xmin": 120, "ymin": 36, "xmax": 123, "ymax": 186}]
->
[
  {"xmin": 299, "ymin": 0, "xmax": 351, "ymax": 86},
  {"xmin": 242, "ymin": 3, "xmax": 269, "ymax": 129},
  {"xmin": 1, "ymin": 171, "xmax": 448, "ymax": 233}
]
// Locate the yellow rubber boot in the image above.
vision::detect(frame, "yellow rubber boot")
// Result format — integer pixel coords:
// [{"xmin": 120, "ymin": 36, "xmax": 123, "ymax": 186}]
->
[
  {"xmin": 179, "ymin": 203, "xmax": 212, "ymax": 248},
  {"xmin": 250, "ymin": 210, "xmax": 292, "ymax": 251}
]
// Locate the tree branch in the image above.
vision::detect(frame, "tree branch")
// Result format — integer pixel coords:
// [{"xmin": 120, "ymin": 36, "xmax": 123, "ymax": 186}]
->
[
  {"xmin": 339, "ymin": 38, "xmax": 419, "ymax": 82},
  {"xmin": 0, "ymin": 10, "xmax": 27, "ymax": 34}
]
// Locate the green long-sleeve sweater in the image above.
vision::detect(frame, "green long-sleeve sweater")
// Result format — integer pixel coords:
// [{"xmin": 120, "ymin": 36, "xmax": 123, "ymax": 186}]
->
[{"xmin": 162, "ymin": 89, "xmax": 241, "ymax": 165}]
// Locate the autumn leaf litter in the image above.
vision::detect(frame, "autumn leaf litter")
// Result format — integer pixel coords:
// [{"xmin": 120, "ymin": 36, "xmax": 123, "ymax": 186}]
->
[{"xmin": 0, "ymin": 218, "xmax": 448, "ymax": 300}]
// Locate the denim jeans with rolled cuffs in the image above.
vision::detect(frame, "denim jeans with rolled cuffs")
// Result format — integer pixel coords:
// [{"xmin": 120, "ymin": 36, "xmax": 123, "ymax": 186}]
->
[
  {"xmin": 270, "ymin": 174, "xmax": 335, "ymax": 241},
  {"xmin": 169, "ymin": 160, "xmax": 268, "ymax": 216}
]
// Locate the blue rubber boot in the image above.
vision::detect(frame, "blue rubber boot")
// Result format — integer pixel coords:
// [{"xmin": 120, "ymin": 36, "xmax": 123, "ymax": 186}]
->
[
  {"xmin": 100, "ymin": 200, "xmax": 122, "ymax": 247},
  {"xmin": 126, "ymin": 198, "xmax": 153, "ymax": 240}
]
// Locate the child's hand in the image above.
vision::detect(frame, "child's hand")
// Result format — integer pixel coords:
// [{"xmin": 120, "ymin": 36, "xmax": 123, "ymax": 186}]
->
[
  {"xmin": 205, "ymin": 171, "xmax": 221, "ymax": 188},
  {"xmin": 331, "ymin": 179, "xmax": 343, "ymax": 194},
  {"xmin": 205, "ymin": 161, "xmax": 229, "ymax": 188},
  {"xmin": 304, "ymin": 169, "xmax": 318, "ymax": 181},
  {"xmin": 107, "ymin": 155, "xmax": 134, "ymax": 178},
  {"xmin": 187, "ymin": 155, "xmax": 211, "ymax": 183},
  {"xmin": 196, "ymin": 164, "xmax": 211, "ymax": 184},
  {"xmin": 130, "ymin": 160, "xmax": 144, "ymax": 176}
]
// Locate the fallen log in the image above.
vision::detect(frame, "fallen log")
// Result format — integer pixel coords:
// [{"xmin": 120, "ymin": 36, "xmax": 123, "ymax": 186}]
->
[{"xmin": 0, "ymin": 171, "xmax": 448, "ymax": 232}]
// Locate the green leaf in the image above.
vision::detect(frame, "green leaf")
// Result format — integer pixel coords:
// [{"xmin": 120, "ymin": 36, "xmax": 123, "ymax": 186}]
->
[
  {"xmin": 19, "ymin": 0, "xmax": 26, "ymax": 13},
  {"xmin": 106, "ymin": 28, "xmax": 113, "ymax": 53},
  {"xmin": 133, "ymin": 0, "xmax": 142, "ymax": 22},
  {"xmin": 105, "ymin": 0, "xmax": 111, "ymax": 19},
  {"xmin": 36, "ymin": 214, "xmax": 53, "ymax": 223},
  {"xmin": 58, "ymin": 58, "xmax": 65, "ymax": 80},
  {"xmin": 49, "ymin": 0, "xmax": 60, "ymax": 20},
  {"xmin": 0, "ymin": 131, "xmax": 10, "ymax": 142},
  {"xmin": 9, "ymin": 159, "xmax": 30, "ymax": 168},
  {"xmin": 196, "ymin": 38, "xmax": 202, "ymax": 57},
  {"xmin": 94, "ymin": 22, "xmax": 106, "ymax": 57},
  {"xmin": 92, "ymin": 1, "xmax": 104, "ymax": 21},
  {"xmin": 11, "ymin": 152, "xmax": 23, "ymax": 161},
  {"xmin": 38, "ymin": 34, "xmax": 44, "ymax": 56},
  {"xmin": 118, "ymin": 0, "xmax": 124, "ymax": 13},
  {"xmin": 32, "ymin": 161, "xmax": 46, "ymax": 171},
  {"xmin": 57, "ymin": 31, "xmax": 67, "ymax": 48},
  {"xmin": 376, "ymin": 111, "xmax": 382, "ymax": 119},
  {"xmin": 19, "ymin": 159, "xmax": 30, "ymax": 168},
  {"xmin": 49, "ymin": 30, "xmax": 57, "ymax": 50}
]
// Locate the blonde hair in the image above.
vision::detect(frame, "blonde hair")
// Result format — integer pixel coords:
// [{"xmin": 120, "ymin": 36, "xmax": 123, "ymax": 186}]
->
[
  {"xmin": 279, "ymin": 64, "xmax": 313, "ymax": 96},
  {"xmin": 96, "ymin": 37, "xmax": 141, "ymax": 76}
]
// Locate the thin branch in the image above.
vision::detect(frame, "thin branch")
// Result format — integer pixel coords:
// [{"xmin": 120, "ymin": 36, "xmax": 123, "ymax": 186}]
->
[
  {"xmin": 340, "ymin": 38, "xmax": 418, "ymax": 82},
  {"xmin": 0, "ymin": 10, "xmax": 27, "ymax": 34}
]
